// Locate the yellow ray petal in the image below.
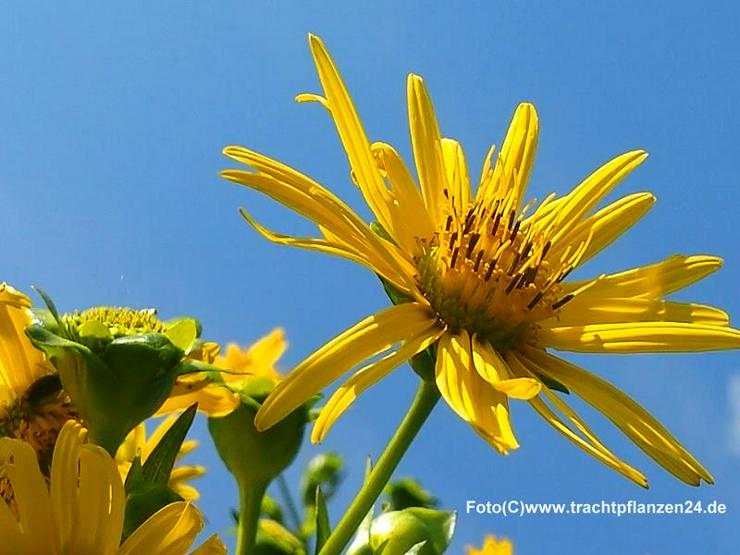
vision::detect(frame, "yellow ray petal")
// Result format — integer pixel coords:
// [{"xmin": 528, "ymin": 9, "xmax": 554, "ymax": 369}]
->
[
  {"xmin": 547, "ymin": 192, "xmax": 655, "ymax": 267},
  {"xmin": 50, "ymin": 422, "xmax": 87, "ymax": 548},
  {"xmin": 441, "ymin": 138, "xmax": 472, "ymax": 215},
  {"xmin": 522, "ymin": 347, "xmax": 713, "ymax": 485},
  {"xmin": 190, "ymin": 535, "xmax": 227, "ymax": 555},
  {"xmin": 563, "ymin": 254, "xmax": 723, "ymax": 299},
  {"xmin": 551, "ymin": 298, "xmax": 729, "ymax": 327},
  {"xmin": 407, "ymin": 74, "xmax": 448, "ymax": 225},
  {"xmin": 506, "ymin": 352, "xmax": 648, "ymax": 486},
  {"xmin": 256, "ymin": 303, "xmax": 439, "ymax": 431},
  {"xmin": 118, "ymin": 502, "xmax": 203, "ymax": 555},
  {"xmin": 311, "ymin": 326, "xmax": 443, "ymax": 443},
  {"xmin": 0, "ymin": 439, "xmax": 55, "ymax": 552},
  {"xmin": 547, "ymin": 150, "xmax": 647, "ymax": 244},
  {"xmin": 0, "ymin": 284, "xmax": 53, "ymax": 401},
  {"xmin": 222, "ymin": 148, "xmax": 419, "ymax": 294},
  {"xmin": 435, "ymin": 331, "xmax": 518, "ymax": 453},
  {"xmin": 307, "ymin": 34, "xmax": 396, "ymax": 234},
  {"xmin": 156, "ymin": 376, "xmax": 240, "ymax": 418},
  {"xmin": 238, "ymin": 207, "xmax": 417, "ymax": 298},
  {"xmin": 371, "ymin": 141, "xmax": 436, "ymax": 246},
  {"xmin": 538, "ymin": 321, "xmax": 740, "ymax": 353},
  {"xmin": 221, "ymin": 166, "xmax": 372, "ymax": 253},
  {"xmin": 490, "ymin": 102, "xmax": 539, "ymax": 207},
  {"xmin": 73, "ymin": 445, "xmax": 126, "ymax": 554},
  {"xmin": 471, "ymin": 337, "xmax": 541, "ymax": 399}
]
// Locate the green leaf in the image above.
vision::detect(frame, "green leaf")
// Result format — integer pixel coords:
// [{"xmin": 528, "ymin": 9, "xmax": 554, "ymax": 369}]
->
[
  {"xmin": 123, "ymin": 483, "xmax": 182, "ymax": 539},
  {"xmin": 141, "ymin": 404, "xmax": 197, "ymax": 486},
  {"xmin": 314, "ymin": 487, "xmax": 331, "ymax": 555},
  {"xmin": 31, "ymin": 286, "xmax": 66, "ymax": 336},
  {"xmin": 121, "ymin": 406, "xmax": 196, "ymax": 539}
]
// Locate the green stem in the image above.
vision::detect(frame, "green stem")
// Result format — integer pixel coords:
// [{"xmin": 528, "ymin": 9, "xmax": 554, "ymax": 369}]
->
[
  {"xmin": 278, "ymin": 473, "xmax": 302, "ymax": 533},
  {"xmin": 318, "ymin": 379, "xmax": 440, "ymax": 555},
  {"xmin": 236, "ymin": 479, "xmax": 268, "ymax": 555}
]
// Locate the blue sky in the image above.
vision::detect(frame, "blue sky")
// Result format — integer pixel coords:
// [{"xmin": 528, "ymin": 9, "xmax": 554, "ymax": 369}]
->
[{"xmin": 2, "ymin": 2, "xmax": 739, "ymax": 553}]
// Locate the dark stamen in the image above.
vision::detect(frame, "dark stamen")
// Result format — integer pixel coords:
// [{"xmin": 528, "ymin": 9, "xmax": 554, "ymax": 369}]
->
[
  {"xmin": 450, "ymin": 247, "xmax": 460, "ymax": 268},
  {"xmin": 552, "ymin": 294, "xmax": 575, "ymax": 310},
  {"xmin": 474, "ymin": 250, "xmax": 484, "ymax": 271},
  {"xmin": 445, "ymin": 215, "xmax": 453, "ymax": 231},
  {"xmin": 505, "ymin": 273, "xmax": 523, "ymax": 294},
  {"xmin": 448, "ymin": 231, "xmax": 458, "ymax": 250},
  {"xmin": 465, "ymin": 233, "xmax": 480, "ymax": 258},
  {"xmin": 527, "ymin": 291, "xmax": 545, "ymax": 309}
]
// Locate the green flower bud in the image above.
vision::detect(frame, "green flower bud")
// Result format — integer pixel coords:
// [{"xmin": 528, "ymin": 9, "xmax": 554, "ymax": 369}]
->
[
  {"xmin": 385, "ymin": 478, "xmax": 438, "ymax": 510},
  {"xmin": 348, "ymin": 508, "xmax": 456, "ymax": 555},
  {"xmin": 26, "ymin": 299, "xmax": 203, "ymax": 454},
  {"xmin": 300, "ymin": 452, "xmax": 344, "ymax": 506},
  {"xmin": 207, "ymin": 390, "xmax": 309, "ymax": 485},
  {"xmin": 255, "ymin": 519, "xmax": 306, "ymax": 555}
]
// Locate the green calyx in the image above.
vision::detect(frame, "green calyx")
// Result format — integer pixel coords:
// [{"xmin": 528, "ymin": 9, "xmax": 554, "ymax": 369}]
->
[
  {"xmin": 25, "ymin": 290, "xmax": 205, "ymax": 454},
  {"xmin": 208, "ymin": 388, "xmax": 310, "ymax": 486}
]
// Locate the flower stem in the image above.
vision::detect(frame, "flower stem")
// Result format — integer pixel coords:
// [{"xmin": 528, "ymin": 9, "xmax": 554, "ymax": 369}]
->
[
  {"xmin": 236, "ymin": 479, "xmax": 268, "ymax": 555},
  {"xmin": 318, "ymin": 378, "xmax": 440, "ymax": 555}
]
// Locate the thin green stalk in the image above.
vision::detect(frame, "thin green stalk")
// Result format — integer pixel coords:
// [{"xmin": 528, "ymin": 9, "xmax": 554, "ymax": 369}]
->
[
  {"xmin": 318, "ymin": 379, "xmax": 440, "ymax": 555},
  {"xmin": 278, "ymin": 473, "xmax": 302, "ymax": 532},
  {"xmin": 236, "ymin": 479, "xmax": 268, "ymax": 555}
]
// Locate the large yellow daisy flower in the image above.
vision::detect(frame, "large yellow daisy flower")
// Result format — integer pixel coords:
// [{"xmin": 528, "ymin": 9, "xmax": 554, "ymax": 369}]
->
[
  {"xmin": 0, "ymin": 420, "xmax": 225, "ymax": 554},
  {"xmin": 0, "ymin": 283, "xmax": 77, "ymax": 470},
  {"xmin": 222, "ymin": 35, "xmax": 740, "ymax": 486}
]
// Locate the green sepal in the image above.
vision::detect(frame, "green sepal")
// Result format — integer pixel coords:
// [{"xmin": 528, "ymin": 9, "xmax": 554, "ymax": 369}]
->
[
  {"xmin": 534, "ymin": 372, "xmax": 570, "ymax": 394},
  {"xmin": 208, "ymin": 401, "xmax": 308, "ymax": 485},
  {"xmin": 31, "ymin": 285, "xmax": 66, "ymax": 335},
  {"xmin": 314, "ymin": 487, "xmax": 331, "ymax": 555},
  {"xmin": 165, "ymin": 318, "xmax": 200, "ymax": 352},
  {"xmin": 141, "ymin": 404, "xmax": 197, "ymax": 485},
  {"xmin": 26, "ymin": 324, "xmax": 184, "ymax": 453}
]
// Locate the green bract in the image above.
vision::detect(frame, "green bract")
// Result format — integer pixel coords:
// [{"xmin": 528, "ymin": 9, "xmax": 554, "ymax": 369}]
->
[{"xmin": 25, "ymin": 294, "xmax": 206, "ymax": 454}]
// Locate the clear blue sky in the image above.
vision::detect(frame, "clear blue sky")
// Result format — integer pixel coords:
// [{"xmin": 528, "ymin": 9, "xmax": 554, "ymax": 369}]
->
[{"xmin": 2, "ymin": 2, "xmax": 739, "ymax": 553}]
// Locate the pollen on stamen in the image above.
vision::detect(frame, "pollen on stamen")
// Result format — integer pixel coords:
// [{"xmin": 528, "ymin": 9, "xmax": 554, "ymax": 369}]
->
[{"xmin": 414, "ymin": 188, "xmax": 589, "ymax": 351}]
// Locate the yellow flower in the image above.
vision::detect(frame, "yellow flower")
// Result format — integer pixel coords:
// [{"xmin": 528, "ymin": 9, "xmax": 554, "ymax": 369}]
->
[
  {"xmin": 216, "ymin": 327, "xmax": 286, "ymax": 388},
  {"xmin": 0, "ymin": 420, "xmax": 225, "ymax": 554},
  {"xmin": 116, "ymin": 415, "xmax": 205, "ymax": 500},
  {"xmin": 0, "ymin": 283, "xmax": 78, "ymax": 470},
  {"xmin": 467, "ymin": 535, "xmax": 514, "ymax": 555},
  {"xmin": 222, "ymin": 34, "xmax": 740, "ymax": 486},
  {"xmin": 157, "ymin": 328, "xmax": 286, "ymax": 416}
]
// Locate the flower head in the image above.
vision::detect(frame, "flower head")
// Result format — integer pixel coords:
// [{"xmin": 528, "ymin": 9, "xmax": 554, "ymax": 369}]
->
[
  {"xmin": 222, "ymin": 35, "xmax": 740, "ymax": 486},
  {"xmin": 26, "ymin": 301, "xmax": 209, "ymax": 454},
  {"xmin": 0, "ymin": 284, "xmax": 78, "ymax": 473},
  {"xmin": 0, "ymin": 420, "xmax": 224, "ymax": 554}
]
